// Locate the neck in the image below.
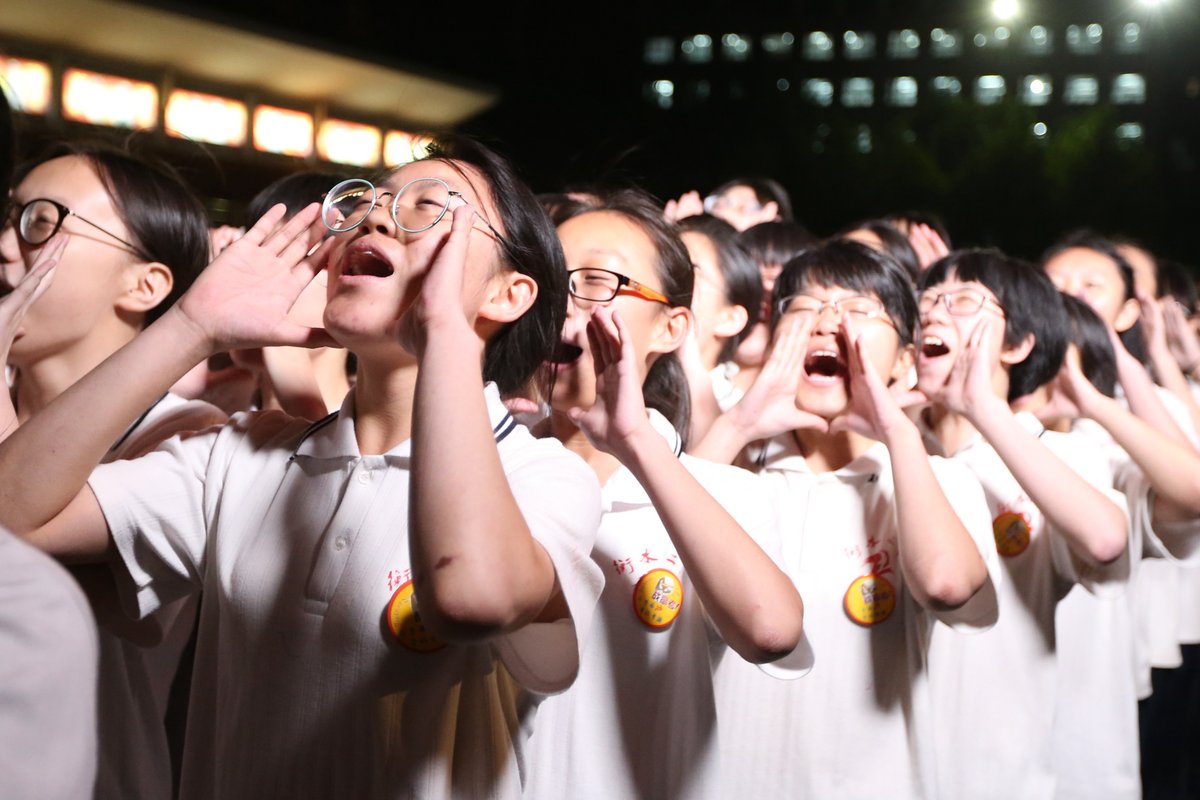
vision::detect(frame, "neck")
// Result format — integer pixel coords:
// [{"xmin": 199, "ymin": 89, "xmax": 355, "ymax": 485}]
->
[
  {"xmin": 546, "ymin": 409, "xmax": 623, "ymax": 485},
  {"xmin": 13, "ymin": 327, "xmax": 139, "ymax": 421},
  {"xmin": 792, "ymin": 427, "xmax": 876, "ymax": 472},
  {"xmin": 924, "ymin": 404, "xmax": 980, "ymax": 456},
  {"xmin": 699, "ymin": 336, "xmax": 723, "ymax": 372},
  {"xmin": 310, "ymin": 348, "xmax": 353, "ymax": 413},
  {"xmin": 350, "ymin": 359, "xmax": 419, "ymax": 455}
]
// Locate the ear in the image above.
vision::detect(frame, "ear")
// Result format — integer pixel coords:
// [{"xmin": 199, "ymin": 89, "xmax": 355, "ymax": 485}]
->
[
  {"xmin": 712, "ymin": 303, "xmax": 750, "ymax": 340},
  {"xmin": 889, "ymin": 342, "xmax": 916, "ymax": 384},
  {"xmin": 760, "ymin": 201, "xmax": 780, "ymax": 222},
  {"xmin": 1000, "ymin": 331, "xmax": 1036, "ymax": 366},
  {"xmin": 1114, "ymin": 296, "xmax": 1141, "ymax": 333},
  {"xmin": 478, "ymin": 270, "xmax": 537, "ymax": 325},
  {"xmin": 115, "ymin": 261, "xmax": 173, "ymax": 315},
  {"xmin": 648, "ymin": 306, "xmax": 692, "ymax": 356}
]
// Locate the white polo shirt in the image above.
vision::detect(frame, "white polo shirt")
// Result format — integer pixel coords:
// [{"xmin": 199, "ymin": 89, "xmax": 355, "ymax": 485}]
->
[
  {"xmin": 92, "ymin": 393, "xmax": 225, "ymax": 800},
  {"xmin": 87, "ymin": 384, "xmax": 602, "ymax": 800},
  {"xmin": 924, "ymin": 412, "xmax": 1130, "ymax": 800},
  {"xmin": 714, "ymin": 434, "xmax": 998, "ymax": 799},
  {"xmin": 0, "ymin": 527, "xmax": 99, "ymax": 800},
  {"xmin": 523, "ymin": 412, "xmax": 784, "ymax": 800}
]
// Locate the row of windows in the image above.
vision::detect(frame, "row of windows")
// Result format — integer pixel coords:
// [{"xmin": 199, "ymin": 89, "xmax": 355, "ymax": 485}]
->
[
  {"xmin": 646, "ymin": 23, "xmax": 1144, "ymax": 65},
  {"xmin": 803, "ymin": 121, "xmax": 1143, "ymax": 156},
  {"xmin": 645, "ymin": 73, "xmax": 1146, "ymax": 109}
]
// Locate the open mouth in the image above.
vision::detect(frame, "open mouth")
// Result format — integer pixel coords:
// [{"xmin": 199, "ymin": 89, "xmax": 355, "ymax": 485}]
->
[
  {"xmin": 920, "ymin": 335, "xmax": 950, "ymax": 358},
  {"xmin": 547, "ymin": 342, "xmax": 584, "ymax": 365},
  {"xmin": 804, "ymin": 348, "xmax": 846, "ymax": 379},
  {"xmin": 341, "ymin": 248, "xmax": 394, "ymax": 278}
]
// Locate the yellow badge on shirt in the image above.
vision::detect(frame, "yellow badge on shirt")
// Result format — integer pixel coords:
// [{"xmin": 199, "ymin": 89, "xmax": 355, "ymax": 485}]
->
[
  {"xmin": 633, "ymin": 568, "xmax": 684, "ymax": 629},
  {"xmin": 386, "ymin": 580, "xmax": 445, "ymax": 653},
  {"xmin": 844, "ymin": 574, "xmax": 896, "ymax": 626},
  {"xmin": 992, "ymin": 510, "xmax": 1032, "ymax": 557}
]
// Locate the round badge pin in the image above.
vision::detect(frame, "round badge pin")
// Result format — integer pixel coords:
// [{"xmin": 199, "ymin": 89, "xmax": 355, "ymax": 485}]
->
[
  {"xmin": 632, "ymin": 568, "xmax": 684, "ymax": 629},
  {"xmin": 386, "ymin": 580, "xmax": 445, "ymax": 653},
  {"xmin": 992, "ymin": 510, "xmax": 1032, "ymax": 557},
  {"xmin": 844, "ymin": 573, "xmax": 896, "ymax": 626}
]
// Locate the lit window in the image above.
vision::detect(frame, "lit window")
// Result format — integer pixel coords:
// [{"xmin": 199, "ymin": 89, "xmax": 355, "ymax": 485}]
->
[
  {"xmin": 384, "ymin": 131, "xmax": 433, "ymax": 167},
  {"xmin": 62, "ymin": 68, "xmax": 158, "ymax": 130},
  {"xmin": 856, "ymin": 124, "xmax": 872, "ymax": 154},
  {"xmin": 1032, "ymin": 121, "xmax": 1048, "ymax": 138},
  {"xmin": 842, "ymin": 77, "xmax": 874, "ymax": 107},
  {"xmin": 681, "ymin": 34, "xmax": 713, "ymax": 63},
  {"xmin": 722, "ymin": 33, "xmax": 752, "ymax": 61},
  {"xmin": 930, "ymin": 28, "xmax": 963, "ymax": 57},
  {"xmin": 802, "ymin": 78, "xmax": 834, "ymax": 106},
  {"xmin": 803, "ymin": 32, "xmax": 835, "ymax": 61},
  {"xmin": 975, "ymin": 75, "xmax": 1007, "ymax": 104},
  {"xmin": 1117, "ymin": 23, "xmax": 1142, "ymax": 54},
  {"xmin": 762, "ymin": 32, "xmax": 795, "ymax": 57},
  {"xmin": 646, "ymin": 79, "xmax": 675, "ymax": 109},
  {"xmin": 644, "ymin": 37, "xmax": 674, "ymax": 64},
  {"xmin": 165, "ymin": 89, "xmax": 248, "ymax": 147},
  {"xmin": 1022, "ymin": 75, "xmax": 1052, "ymax": 105},
  {"xmin": 974, "ymin": 26, "xmax": 1011, "ymax": 49},
  {"xmin": 888, "ymin": 29, "xmax": 921, "ymax": 58},
  {"xmin": 931, "ymin": 76, "xmax": 963, "ymax": 96},
  {"xmin": 252, "ymin": 105, "xmax": 313, "ymax": 157},
  {"xmin": 1112, "ymin": 73, "xmax": 1146, "ymax": 104},
  {"xmin": 1064, "ymin": 75, "xmax": 1099, "ymax": 105},
  {"xmin": 1115, "ymin": 122, "xmax": 1144, "ymax": 142},
  {"xmin": 844, "ymin": 31, "xmax": 876, "ymax": 60},
  {"xmin": 889, "ymin": 77, "xmax": 918, "ymax": 106},
  {"xmin": 1022, "ymin": 25, "xmax": 1053, "ymax": 55},
  {"xmin": 317, "ymin": 119, "xmax": 382, "ymax": 167},
  {"xmin": 0, "ymin": 57, "xmax": 51, "ymax": 114},
  {"xmin": 1066, "ymin": 24, "xmax": 1102, "ymax": 54}
]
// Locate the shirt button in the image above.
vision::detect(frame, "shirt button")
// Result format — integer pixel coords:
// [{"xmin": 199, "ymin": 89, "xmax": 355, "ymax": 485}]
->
[
  {"xmin": 357, "ymin": 471, "xmax": 372, "ymax": 484},
  {"xmin": 334, "ymin": 536, "xmax": 348, "ymax": 551}
]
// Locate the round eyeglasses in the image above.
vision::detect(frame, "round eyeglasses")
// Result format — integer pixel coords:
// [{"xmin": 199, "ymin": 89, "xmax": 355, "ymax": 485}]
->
[
  {"xmin": 322, "ymin": 176, "xmax": 508, "ymax": 243},
  {"xmin": 10, "ymin": 198, "xmax": 147, "ymax": 258},
  {"xmin": 567, "ymin": 267, "xmax": 670, "ymax": 307},
  {"xmin": 776, "ymin": 293, "xmax": 896, "ymax": 328},
  {"xmin": 917, "ymin": 288, "xmax": 1006, "ymax": 318}
]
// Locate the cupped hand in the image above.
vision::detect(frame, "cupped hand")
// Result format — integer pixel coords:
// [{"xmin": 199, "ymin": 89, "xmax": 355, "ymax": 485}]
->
[
  {"xmin": 908, "ymin": 223, "xmax": 950, "ymax": 271},
  {"xmin": 1162, "ymin": 298, "xmax": 1200, "ymax": 374},
  {"xmin": 0, "ymin": 234, "xmax": 66, "ymax": 363},
  {"xmin": 931, "ymin": 320, "xmax": 999, "ymax": 422},
  {"xmin": 829, "ymin": 316, "xmax": 925, "ymax": 440},
  {"xmin": 664, "ymin": 190, "xmax": 704, "ymax": 222},
  {"xmin": 729, "ymin": 312, "xmax": 828, "ymax": 439}
]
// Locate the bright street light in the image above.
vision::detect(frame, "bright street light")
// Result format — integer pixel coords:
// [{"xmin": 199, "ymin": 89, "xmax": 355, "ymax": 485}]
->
[{"xmin": 992, "ymin": 0, "xmax": 1020, "ymax": 20}]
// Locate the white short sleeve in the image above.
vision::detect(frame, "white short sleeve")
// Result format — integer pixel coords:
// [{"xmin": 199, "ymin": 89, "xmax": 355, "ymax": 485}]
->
[{"xmin": 928, "ymin": 456, "xmax": 1001, "ymax": 631}]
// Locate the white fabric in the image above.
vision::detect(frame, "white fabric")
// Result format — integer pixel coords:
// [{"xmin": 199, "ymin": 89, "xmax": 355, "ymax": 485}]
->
[
  {"xmin": 709, "ymin": 361, "xmax": 744, "ymax": 412},
  {"xmin": 714, "ymin": 434, "xmax": 998, "ymax": 799},
  {"xmin": 88, "ymin": 384, "xmax": 602, "ymax": 800},
  {"xmin": 924, "ymin": 413, "xmax": 1130, "ymax": 800},
  {"xmin": 524, "ymin": 411, "xmax": 782, "ymax": 800},
  {"xmin": 0, "ymin": 527, "xmax": 99, "ymax": 800}
]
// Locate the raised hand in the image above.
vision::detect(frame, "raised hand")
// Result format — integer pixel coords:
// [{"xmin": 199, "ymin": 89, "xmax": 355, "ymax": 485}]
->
[
  {"xmin": 663, "ymin": 190, "xmax": 705, "ymax": 222},
  {"xmin": 567, "ymin": 307, "xmax": 654, "ymax": 461},
  {"xmin": 933, "ymin": 320, "xmax": 999, "ymax": 422},
  {"xmin": 175, "ymin": 203, "xmax": 335, "ymax": 353},
  {"xmin": 830, "ymin": 316, "xmax": 925, "ymax": 440},
  {"xmin": 907, "ymin": 223, "xmax": 949, "ymax": 271},
  {"xmin": 728, "ymin": 311, "xmax": 828, "ymax": 439},
  {"xmin": 1163, "ymin": 298, "xmax": 1200, "ymax": 375},
  {"xmin": 1037, "ymin": 346, "xmax": 1100, "ymax": 425},
  {"xmin": 0, "ymin": 234, "xmax": 66, "ymax": 366},
  {"xmin": 1137, "ymin": 289, "xmax": 1169, "ymax": 355}
]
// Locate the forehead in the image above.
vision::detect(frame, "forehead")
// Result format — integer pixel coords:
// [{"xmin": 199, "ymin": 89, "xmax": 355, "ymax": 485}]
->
[
  {"xmin": 718, "ymin": 185, "xmax": 758, "ymax": 205},
  {"xmin": 558, "ymin": 210, "xmax": 659, "ymax": 282},
  {"xmin": 384, "ymin": 158, "xmax": 497, "ymax": 211},
  {"xmin": 17, "ymin": 154, "xmax": 105, "ymax": 201},
  {"xmin": 791, "ymin": 282, "xmax": 878, "ymax": 300},
  {"xmin": 681, "ymin": 230, "xmax": 719, "ymax": 270},
  {"xmin": 1045, "ymin": 247, "xmax": 1120, "ymax": 279},
  {"xmin": 922, "ymin": 272, "xmax": 1000, "ymax": 300}
]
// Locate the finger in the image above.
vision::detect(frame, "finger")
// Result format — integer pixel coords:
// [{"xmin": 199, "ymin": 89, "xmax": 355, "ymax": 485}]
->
[
  {"xmin": 239, "ymin": 204, "xmax": 289, "ymax": 247},
  {"xmin": 610, "ymin": 309, "xmax": 638, "ymax": 367},
  {"xmin": 270, "ymin": 204, "xmax": 323, "ymax": 261},
  {"xmin": 894, "ymin": 389, "xmax": 928, "ymax": 410},
  {"xmin": 292, "ymin": 235, "xmax": 337, "ymax": 286},
  {"xmin": 566, "ymin": 406, "xmax": 586, "ymax": 426},
  {"xmin": 584, "ymin": 314, "xmax": 609, "ymax": 376},
  {"xmin": 268, "ymin": 321, "xmax": 340, "ymax": 349},
  {"xmin": 595, "ymin": 306, "xmax": 621, "ymax": 366},
  {"xmin": 428, "ymin": 205, "xmax": 474, "ymax": 281},
  {"xmin": 503, "ymin": 396, "xmax": 542, "ymax": 415}
]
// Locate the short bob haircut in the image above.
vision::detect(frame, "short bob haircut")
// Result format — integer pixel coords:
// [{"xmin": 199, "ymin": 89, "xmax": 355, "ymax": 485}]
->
[
  {"xmin": 16, "ymin": 140, "xmax": 210, "ymax": 326},
  {"xmin": 709, "ymin": 176, "xmax": 794, "ymax": 223},
  {"xmin": 772, "ymin": 239, "xmax": 918, "ymax": 347},
  {"xmin": 1060, "ymin": 292, "xmax": 1118, "ymax": 398},
  {"xmin": 738, "ymin": 220, "xmax": 817, "ymax": 271},
  {"xmin": 921, "ymin": 249, "xmax": 1068, "ymax": 401},
  {"xmin": 418, "ymin": 135, "xmax": 569, "ymax": 396},
  {"xmin": 677, "ymin": 213, "xmax": 762, "ymax": 362},
  {"xmin": 839, "ymin": 218, "xmax": 921, "ymax": 282},
  {"xmin": 245, "ymin": 170, "xmax": 349, "ymax": 226}
]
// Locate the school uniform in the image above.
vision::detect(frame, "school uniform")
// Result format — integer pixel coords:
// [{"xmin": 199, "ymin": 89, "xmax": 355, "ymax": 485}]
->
[
  {"xmin": 709, "ymin": 361, "xmax": 744, "ymax": 412},
  {"xmin": 923, "ymin": 412, "xmax": 1130, "ymax": 800},
  {"xmin": 524, "ymin": 411, "xmax": 786, "ymax": 800},
  {"xmin": 714, "ymin": 434, "xmax": 998, "ymax": 800},
  {"xmin": 0, "ymin": 527, "xmax": 99, "ymax": 800},
  {"xmin": 86, "ymin": 384, "xmax": 603, "ymax": 800}
]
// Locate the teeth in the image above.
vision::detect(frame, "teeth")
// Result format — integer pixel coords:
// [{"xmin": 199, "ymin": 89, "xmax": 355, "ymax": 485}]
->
[
  {"xmin": 810, "ymin": 349, "xmax": 839, "ymax": 359},
  {"xmin": 922, "ymin": 335, "xmax": 944, "ymax": 348}
]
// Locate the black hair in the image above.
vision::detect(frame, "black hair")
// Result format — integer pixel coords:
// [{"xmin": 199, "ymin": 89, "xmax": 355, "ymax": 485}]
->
[
  {"xmin": 677, "ymin": 213, "xmax": 761, "ymax": 362},
  {"xmin": 709, "ymin": 176, "xmax": 794, "ymax": 223},
  {"xmin": 245, "ymin": 170, "xmax": 349, "ymax": 226},
  {"xmin": 1041, "ymin": 230, "xmax": 1149, "ymax": 366},
  {"xmin": 17, "ymin": 140, "xmax": 210, "ymax": 326},
  {"xmin": 1060, "ymin": 292, "xmax": 1118, "ymax": 398},
  {"xmin": 839, "ymin": 219, "xmax": 921, "ymax": 282},
  {"xmin": 420, "ymin": 135, "xmax": 568, "ymax": 396},
  {"xmin": 921, "ymin": 249, "xmax": 1068, "ymax": 400},
  {"xmin": 562, "ymin": 189, "xmax": 695, "ymax": 445},
  {"xmin": 738, "ymin": 220, "xmax": 818, "ymax": 271},
  {"xmin": 773, "ymin": 239, "xmax": 918, "ymax": 346},
  {"xmin": 1156, "ymin": 259, "xmax": 1198, "ymax": 311},
  {"xmin": 883, "ymin": 210, "xmax": 953, "ymax": 250},
  {"xmin": 536, "ymin": 192, "xmax": 595, "ymax": 227},
  {"xmin": 0, "ymin": 90, "xmax": 13, "ymax": 220}
]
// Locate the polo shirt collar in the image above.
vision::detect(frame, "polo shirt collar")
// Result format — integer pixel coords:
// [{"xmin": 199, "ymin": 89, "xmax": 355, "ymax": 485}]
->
[{"xmin": 759, "ymin": 430, "xmax": 890, "ymax": 481}]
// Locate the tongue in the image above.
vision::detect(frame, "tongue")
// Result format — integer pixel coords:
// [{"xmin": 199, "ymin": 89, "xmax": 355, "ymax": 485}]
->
[
  {"xmin": 805, "ymin": 353, "xmax": 844, "ymax": 378},
  {"xmin": 922, "ymin": 342, "xmax": 950, "ymax": 358},
  {"xmin": 348, "ymin": 252, "xmax": 393, "ymax": 278}
]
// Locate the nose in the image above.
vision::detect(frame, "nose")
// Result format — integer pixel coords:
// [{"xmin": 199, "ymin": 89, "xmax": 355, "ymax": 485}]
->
[
  {"xmin": 0, "ymin": 220, "xmax": 22, "ymax": 279},
  {"xmin": 812, "ymin": 303, "xmax": 842, "ymax": 333},
  {"xmin": 360, "ymin": 198, "xmax": 396, "ymax": 238}
]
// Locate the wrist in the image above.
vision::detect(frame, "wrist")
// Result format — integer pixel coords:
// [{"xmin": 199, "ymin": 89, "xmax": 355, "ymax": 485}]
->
[{"xmin": 161, "ymin": 305, "xmax": 218, "ymax": 364}]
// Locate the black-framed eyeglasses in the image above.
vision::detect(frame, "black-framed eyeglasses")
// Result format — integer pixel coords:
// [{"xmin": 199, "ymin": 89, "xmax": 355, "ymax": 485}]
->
[
  {"xmin": 776, "ymin": 293, "xmax": 896, "ymax": 328},
  {"xmin": 321, "ymin": 176, "xmax": 510, "ymax": 251},
  {"xmin": 11, "ymin": 198, "xmax": 147, "ymax": 258},
  {"xmin": 567, "ymin": 267, "xmax": 671, "ymax": 307},
  {"xmin": 917, "ymin": 287, "xmax": 1006, "ymax": 318}
]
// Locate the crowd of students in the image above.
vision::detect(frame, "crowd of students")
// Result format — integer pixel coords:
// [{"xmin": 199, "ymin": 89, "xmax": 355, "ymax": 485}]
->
[{"xmin": 2, "ymin": 86, "xmax": 1200, "ymax": 799}]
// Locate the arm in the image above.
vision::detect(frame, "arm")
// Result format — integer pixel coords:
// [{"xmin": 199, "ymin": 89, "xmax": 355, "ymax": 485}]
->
[
  {"xmin": 0, "ymin": 205, "xmax": 333, "ymax": 553},
  {"xmin": 1139, "ymin": 291, "xmax": 1200, "ymax": 438},
  {"xmin": 572, "ymin": 307, "xmax": 803, "ymax": 663},
  {"xmin": 1113, "ymin": 323, "xmax": 1195, "ymax": 446},
  {"xmin": 405, "ymin": 207, "xmax": 562, "ymax": 643}
]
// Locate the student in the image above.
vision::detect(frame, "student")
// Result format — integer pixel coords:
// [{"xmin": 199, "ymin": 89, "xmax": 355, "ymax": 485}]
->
[
  {"xmin": 839, "ymin": 218, "xmax": 921, "ymax": 281},
  {"xmin": 524, "ymin": 192, "xmax": 802, "ymax": 799},
  {"xmin": 914, "ymin": 250, "xmax": 1128, "ymax": 800},
  {"xmin": 0, "ymin": 141, "xmax": 224, "ymax": 800},
  {"xmin": 0, "ymin": 137, "xmax": 603, "ymax": 800},
  {"xmin": 665, "ymin": 176, "xmax": 793, "ymax": 232},
  {"xmin": 695, "ymin": 240, "xmax": 998, "ymax": 798}
]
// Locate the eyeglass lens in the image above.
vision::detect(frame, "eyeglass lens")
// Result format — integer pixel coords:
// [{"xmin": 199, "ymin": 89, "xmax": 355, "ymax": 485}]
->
[
  {"xmin": 20, "ymin": 199, "xmax": 65, "ymax": 245},
  {"xmin": 568, "ymin": 268, "xmax": 624, "ymax": 303},
  {"xmin": 323, "ymin": 178, "xmax": 454, "ymax": 234}
]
